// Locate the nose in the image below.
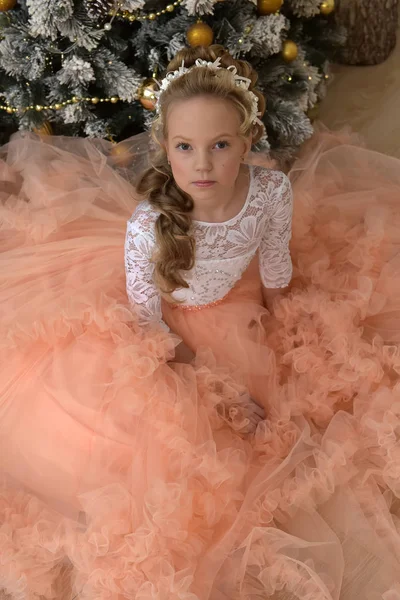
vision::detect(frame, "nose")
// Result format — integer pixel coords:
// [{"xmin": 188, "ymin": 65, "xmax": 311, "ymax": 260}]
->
[{"xmin": 195, "ymin": 149, "xmax": 212, "ymax": 173}]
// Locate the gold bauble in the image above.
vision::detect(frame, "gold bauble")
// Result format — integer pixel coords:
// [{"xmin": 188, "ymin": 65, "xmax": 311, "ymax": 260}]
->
[
  {"xmin": 320, "ymin": 0, "xmax": 334, "ymax": 15},
  {"xmin": 33, "ymin": 121, "xmax": 53, "ymax": 136},
  {"xmin": 0, "ymin": 0, "xmax": 17, "ymax": 11},
  {"xmin": 138, "ymin": 78, "xmax": 158, "ymax": 111},
  {"xmin": 282, "ymin": 40, "xmax": 298, "ymax": 62},
  {"xmin": 257, "ymin": 0, "xmax": 283, "ymax": 16},
  {"xmin": 186, "ymin": 21, "xmax": 214, "ymax": 48},
  {"xmin": 109, "ymin": 142, "xmax": 133, "ymax": 167}
]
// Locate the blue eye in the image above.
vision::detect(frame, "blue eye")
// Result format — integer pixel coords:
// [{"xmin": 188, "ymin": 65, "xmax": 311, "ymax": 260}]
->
[
  {"xmin": 176, "ymin": 143, "xmax": 191, "ymax": 151},
  {"xmin": 215, "ymin": 141, "xmax": 230, "ymax": 150}
]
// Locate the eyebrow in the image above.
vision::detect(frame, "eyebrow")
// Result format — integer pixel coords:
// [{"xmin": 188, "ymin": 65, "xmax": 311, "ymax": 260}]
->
[{"xmin": 171, "ymin": 133, "xmax": 235, "ymax": 141}]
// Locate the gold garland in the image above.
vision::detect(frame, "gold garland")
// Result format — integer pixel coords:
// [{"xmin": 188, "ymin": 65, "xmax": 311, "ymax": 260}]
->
[
  {"xmin": 0, "ymin": 95, "xmax": 120, "ymax": 114},
  {"xmin": 111, "ymin": 0, "xmax": 183, "ymax": 22}
]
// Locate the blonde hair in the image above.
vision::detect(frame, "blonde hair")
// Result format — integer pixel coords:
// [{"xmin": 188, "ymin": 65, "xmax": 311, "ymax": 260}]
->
[{"xmin": 136, "ymin": 45, "xmax": 266, "ymax": 296}]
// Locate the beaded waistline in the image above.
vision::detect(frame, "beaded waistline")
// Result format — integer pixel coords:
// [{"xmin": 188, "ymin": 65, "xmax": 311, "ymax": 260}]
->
[{"xmin": 171, "ymin": 295, "xmax": 228, "ymax": 312}]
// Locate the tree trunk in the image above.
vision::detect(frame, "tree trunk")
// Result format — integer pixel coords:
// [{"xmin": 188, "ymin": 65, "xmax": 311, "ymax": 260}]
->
[{"xmin": 335, "ymin": 0, "xmax": 399, "ymax": 65}]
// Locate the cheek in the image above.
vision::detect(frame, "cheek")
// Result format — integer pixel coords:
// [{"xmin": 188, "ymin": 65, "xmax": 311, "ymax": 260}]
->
[
  {"xmin": 219, "ymin": 156, "xmax": 241, "ymax": 178},
  {"xmin": 170, "ymin": 159, "xmax": 191, "ymax": 188}
]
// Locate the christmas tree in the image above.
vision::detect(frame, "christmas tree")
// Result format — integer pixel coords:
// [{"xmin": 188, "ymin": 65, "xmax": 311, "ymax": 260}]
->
[{"xmin": 0, "ymin": 0, "xmax": 344, "ymax": 159}]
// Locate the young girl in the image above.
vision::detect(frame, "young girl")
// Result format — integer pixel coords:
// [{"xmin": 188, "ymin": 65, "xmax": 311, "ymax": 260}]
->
[
  {"xmin": 125, "ymin": 45, "xmax": 292, "ymax": 413},
  {"xmin": 0, "ymin": 45, "xmax": 400, "ymax": 600}
]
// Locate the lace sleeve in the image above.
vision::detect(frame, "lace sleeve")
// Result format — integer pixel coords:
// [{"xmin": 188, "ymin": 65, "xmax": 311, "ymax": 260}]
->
[
  {"xmin": 124, "ymin": 216, "xmax": 168, "ymax": 331},
  {"xmin": 259, "ymin": 171, "xmax": 293, "ymax": 289}
]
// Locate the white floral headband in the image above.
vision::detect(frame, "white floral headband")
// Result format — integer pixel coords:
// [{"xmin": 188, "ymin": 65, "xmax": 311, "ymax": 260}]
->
[{"xmin": 154, "ymin": 56, "xmax": 264, "ymax": 127}]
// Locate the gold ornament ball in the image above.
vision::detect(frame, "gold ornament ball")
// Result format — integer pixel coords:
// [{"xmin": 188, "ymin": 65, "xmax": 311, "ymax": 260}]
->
[
  {"xmin": 320, "ymin": 0, "xmax": 335, "ymax": 15},
  {"xmin": 138, "ymin": 78, "xmax": 158, "ymax": 111},
  {"xmin": 257, "ymin": 0, "xmax": 283, "ymax": 16},
  {"xmin": 186, "ymin": 21, "xmax": 214, "ymax": 48},
  {"xmin": 33, "ymin": 121, "xmax": 53, "ymax": 136},
  {"xmin": 0, "ymin": 0, "xmax": 17, "ymax": 11},
  {"xmin": 109, "ymin": 143, "xmax": 133, "ymax": 167},
  {"xmin": 282, "ymin": 40, "xmax": 298, "ymax": 62}
]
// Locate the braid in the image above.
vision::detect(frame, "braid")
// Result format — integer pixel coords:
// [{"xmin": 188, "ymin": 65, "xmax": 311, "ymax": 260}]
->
[{"xmin": 136, "ymin": 152, "xmax": 195, "ymax": 294}]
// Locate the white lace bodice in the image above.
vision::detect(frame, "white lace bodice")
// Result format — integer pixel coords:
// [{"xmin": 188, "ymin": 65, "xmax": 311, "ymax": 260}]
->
[{"xmin": 125, "ymin": 165, "xmax": 293, "ymax": 329}]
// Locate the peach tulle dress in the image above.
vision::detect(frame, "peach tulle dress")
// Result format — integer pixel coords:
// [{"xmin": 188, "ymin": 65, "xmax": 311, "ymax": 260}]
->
[{"xmin": 0, "ymin": 128, "xmax": 400, "ymax": 600}]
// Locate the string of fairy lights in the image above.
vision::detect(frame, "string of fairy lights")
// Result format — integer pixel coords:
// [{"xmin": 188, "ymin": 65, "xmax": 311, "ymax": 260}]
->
[
  {"xmin": 0, "ymin": 0, "xmax": 334, "ymax": 119},
  {"xmin": 0, "ymin": 95, "xmax": 121, "ymax": 115}
]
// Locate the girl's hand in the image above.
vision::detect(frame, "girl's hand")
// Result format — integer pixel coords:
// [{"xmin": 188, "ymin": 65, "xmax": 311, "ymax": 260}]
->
[
  {"xmin": 216, "ymin": 392, "xmax": 265, "ymax": 435},
  {"xmin": 262, "ymin": 285, "xmax": 288, "ymax": 313}
]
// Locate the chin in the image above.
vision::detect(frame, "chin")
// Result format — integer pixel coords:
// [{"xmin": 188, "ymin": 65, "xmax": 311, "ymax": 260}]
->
[{"xmin": 191, "ymin": 185, "xmax": 219, "ymax": 197}]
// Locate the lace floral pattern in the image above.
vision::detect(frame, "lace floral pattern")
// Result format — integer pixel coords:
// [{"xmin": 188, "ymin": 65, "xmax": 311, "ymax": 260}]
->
[{"xmin": 124, "ymin": 166, "xmax": 293, "ymax": 328}]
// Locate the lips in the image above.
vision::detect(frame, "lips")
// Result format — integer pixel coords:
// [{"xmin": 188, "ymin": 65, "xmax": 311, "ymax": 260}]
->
[{"xmin": 193, "ymin": 181, "xmax": 216, "ymax": 187}]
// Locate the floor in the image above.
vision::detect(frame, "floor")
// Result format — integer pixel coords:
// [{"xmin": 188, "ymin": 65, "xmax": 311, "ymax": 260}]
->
[{"xmin": 318, "ymin": 24, "xmax": 400, "ymax": 159}]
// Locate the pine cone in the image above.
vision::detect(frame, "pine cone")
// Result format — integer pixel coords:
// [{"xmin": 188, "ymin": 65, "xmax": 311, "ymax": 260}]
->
[{"xmin": 85, "ymin": 0, "xmax": 115, "ymax": 21}]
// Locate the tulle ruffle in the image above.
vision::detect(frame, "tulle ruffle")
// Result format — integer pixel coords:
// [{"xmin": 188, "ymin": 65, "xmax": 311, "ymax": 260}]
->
[{"xmin": 1, "ymin": 130, "xmax": 400, "ymax": 599}]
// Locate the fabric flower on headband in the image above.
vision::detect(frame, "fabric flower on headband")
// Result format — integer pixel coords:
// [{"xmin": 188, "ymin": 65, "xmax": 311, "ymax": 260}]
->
[{"xmin": 154, "ymin": 57, "xmax": 264, "ymax": 127}]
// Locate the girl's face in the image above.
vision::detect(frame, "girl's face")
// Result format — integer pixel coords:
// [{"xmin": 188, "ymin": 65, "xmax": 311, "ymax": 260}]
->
[{"xmin": 165, "ymin": 95, "xmax": 251, "ymax": 202}]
